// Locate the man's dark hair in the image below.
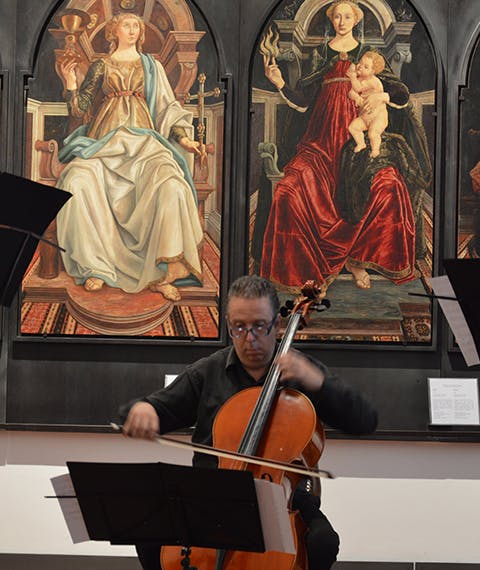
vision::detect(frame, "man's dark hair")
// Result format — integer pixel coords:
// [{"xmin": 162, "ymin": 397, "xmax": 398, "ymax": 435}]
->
[{"xmin": 227, "ymin": 275, "xmax": 280, "ymax": 316}]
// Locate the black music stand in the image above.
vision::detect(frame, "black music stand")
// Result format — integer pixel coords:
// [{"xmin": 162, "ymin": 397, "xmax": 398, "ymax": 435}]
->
[
  {"xmin": 443, "ymin": 259, "xmax": 480, "ymax": 360},
  {"xmin": 66, "ymin": 461, "xmax": 266, "ymax": 555},
  {"xmin": 0, "ymin": 171, "xmax": 71, "ymax": 306}
]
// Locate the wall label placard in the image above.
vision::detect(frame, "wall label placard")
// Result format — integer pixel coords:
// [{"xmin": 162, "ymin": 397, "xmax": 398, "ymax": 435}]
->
[{"xmin": 428, "ymin": 378, "xmax": 480, "ymax": 425}]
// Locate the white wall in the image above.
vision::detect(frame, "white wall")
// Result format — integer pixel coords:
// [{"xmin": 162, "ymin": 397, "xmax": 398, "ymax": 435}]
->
[{"xmin": 1, "ymin": 431, "xmax": 480, "ymax": 563}]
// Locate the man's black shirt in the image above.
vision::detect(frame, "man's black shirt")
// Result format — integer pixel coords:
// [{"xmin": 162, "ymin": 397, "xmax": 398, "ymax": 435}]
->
[{"xmin": 122, "ymin": 346, "xmax": 377, "ymax": 468}]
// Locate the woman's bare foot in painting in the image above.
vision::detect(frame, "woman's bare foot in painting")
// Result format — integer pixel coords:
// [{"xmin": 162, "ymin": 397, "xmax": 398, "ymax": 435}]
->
[
  {"xmin": 149, "ymin": 261, "xmax": 190, "ymax": 301},
  {"xmin": 353, "ymin": 270, "xmax": 371, "ymax": 289},
  {"xmin": 165, "ymin": 260, "xmax": 190, "ymax": 282},
  {"xmin": 149, "ymin": 282, "xmax": 181, "ymax": 301},
  {"xmin": 345, "ymin": 261, "xmax": 371, "ymax": 290},
  {"xmin": 84, "ymin": 277, "xmax": 105, "ymax": 291}
]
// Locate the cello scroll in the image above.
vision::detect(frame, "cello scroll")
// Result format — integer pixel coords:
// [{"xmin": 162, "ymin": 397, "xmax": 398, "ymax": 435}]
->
[{"xmin": 280, "ymin": 280, "xmax": 331, "ymax": 330}]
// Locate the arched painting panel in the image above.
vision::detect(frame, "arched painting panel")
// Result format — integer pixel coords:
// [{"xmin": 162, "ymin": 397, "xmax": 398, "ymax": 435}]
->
[
  {"xmin": 457, "ymin": 34, "xmax": 480, "ymax": 261},
  {"xmin": 20, "ymin": 0, "xmax": 225, "ymax": 340},
  {"xmin": 249, "ymin": 0, "xmax": 437, "ymax": 345}
]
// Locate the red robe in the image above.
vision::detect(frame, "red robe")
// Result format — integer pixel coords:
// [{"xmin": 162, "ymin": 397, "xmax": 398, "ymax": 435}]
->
[{"xmin": 260, "ymin": 57, "xmax": 416, "ymax": 291}]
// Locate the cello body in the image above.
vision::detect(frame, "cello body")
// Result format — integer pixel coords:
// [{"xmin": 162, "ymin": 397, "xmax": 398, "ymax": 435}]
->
[
  {"xmin": 161, "ymin": 511, "xmax": 306, "ymax": 570},
  {"xmin": 160, "ymin": 386, "xmax": 325, "ymax": 570}
]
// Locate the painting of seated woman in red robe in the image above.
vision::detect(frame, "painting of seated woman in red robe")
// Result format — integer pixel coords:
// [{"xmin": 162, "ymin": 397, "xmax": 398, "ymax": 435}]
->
[{"xmin": 250, "ymin": 0, "xmax": 435, "ymax": 344}]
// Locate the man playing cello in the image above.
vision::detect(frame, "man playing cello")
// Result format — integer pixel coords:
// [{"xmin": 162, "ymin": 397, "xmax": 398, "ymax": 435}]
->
[{"xmin": 121, "ymin": 275, "xmax": 378, "ymax": 569}]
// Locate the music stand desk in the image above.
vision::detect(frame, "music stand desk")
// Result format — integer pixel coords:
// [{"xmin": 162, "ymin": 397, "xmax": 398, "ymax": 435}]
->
[
  {"xmin": 67, "ymin": 461, "xmax": 265, "ymax": 553},
  {"xmin": 0, "ymin": 171, "xmax": 71, "ymax": 306}
]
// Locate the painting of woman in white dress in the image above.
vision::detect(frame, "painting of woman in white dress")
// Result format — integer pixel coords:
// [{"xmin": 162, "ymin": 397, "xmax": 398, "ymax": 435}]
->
[
  {"xmin": 56, "ymin": 12, "xmax": 204, "ymax": 302},
  {"xmin": 22, "ymin": 1, "xmax": 224, "ymax": 337}
]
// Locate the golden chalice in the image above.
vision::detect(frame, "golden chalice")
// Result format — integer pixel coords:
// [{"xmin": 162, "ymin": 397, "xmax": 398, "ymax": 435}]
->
[
  {"xmin": 54, "ymin": 8, "xmax": 90, "ymax": 62},
  {"xmin": 57, "ymin": 8, "xmax": 90, "ymax": 33}
]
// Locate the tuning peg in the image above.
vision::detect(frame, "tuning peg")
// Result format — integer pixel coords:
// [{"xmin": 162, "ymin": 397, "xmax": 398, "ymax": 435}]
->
[
  {"xmin": 313, "ymin": 299, "xmax": 331, "ymax": 312},
  {"xmin": 280, "ymin": 306, "xmax": 290, "ymax": 317},
  {"xmin": 285, "ymin": 300, "xmax": 295, "ymax": 309}
]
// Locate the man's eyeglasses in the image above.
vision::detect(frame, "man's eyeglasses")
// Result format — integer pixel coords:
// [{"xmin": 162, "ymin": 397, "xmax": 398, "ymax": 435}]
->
[{"xmin": 228, "ymin": 317, "xmax": 277, "ymax": 339}]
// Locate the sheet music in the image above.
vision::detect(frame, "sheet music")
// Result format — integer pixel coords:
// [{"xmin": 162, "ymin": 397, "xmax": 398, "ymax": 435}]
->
[
  {"xmin": 430, "ymin": 275, "xmax": 480, "ymax": 366},
  {"xmin": 254, "ymin": 479, "xmax": 295, "ymax": 554},
  {"xmin": 50, "ymin": 473, "xmax": 90, "ymax": 543}
]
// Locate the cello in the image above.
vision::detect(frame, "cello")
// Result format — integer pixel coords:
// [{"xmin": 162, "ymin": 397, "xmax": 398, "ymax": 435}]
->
[{"xmin": 160, "ymin": 280, "xmax": 329, "ymax": 570}]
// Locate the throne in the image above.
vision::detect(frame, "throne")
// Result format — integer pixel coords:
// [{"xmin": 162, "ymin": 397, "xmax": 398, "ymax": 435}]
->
[{"xmin": 25, "ymin": 1, "xmax": 218, "ymax": 334}]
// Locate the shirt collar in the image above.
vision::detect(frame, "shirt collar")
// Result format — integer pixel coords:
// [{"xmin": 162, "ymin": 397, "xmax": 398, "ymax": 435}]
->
[{"xmin": 226, "ymin": 345, "xmax": 240, "ymax": 370}]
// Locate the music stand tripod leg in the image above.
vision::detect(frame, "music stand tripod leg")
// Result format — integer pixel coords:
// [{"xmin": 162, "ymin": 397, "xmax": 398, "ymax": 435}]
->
[{"xmin": 180, "ymin": 546, "xmax": 197, "ymax": 570}]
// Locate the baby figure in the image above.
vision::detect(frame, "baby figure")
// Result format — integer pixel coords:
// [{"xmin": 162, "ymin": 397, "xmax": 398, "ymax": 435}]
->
[{"xmin": 347, "ymin": 51, "xmax": 388, "ymax": 158}]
